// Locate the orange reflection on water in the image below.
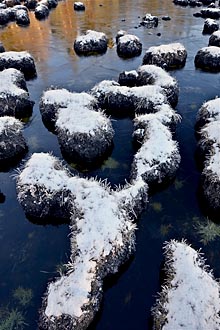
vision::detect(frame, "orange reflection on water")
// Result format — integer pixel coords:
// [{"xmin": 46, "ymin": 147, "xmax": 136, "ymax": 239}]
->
[
  {"xmin": 0, "ymin": 0, "xmax": 196, "ymax": 64},
  {"xmin": 0, "ymin": 12, "xmax": 51, "ymax": 61}
]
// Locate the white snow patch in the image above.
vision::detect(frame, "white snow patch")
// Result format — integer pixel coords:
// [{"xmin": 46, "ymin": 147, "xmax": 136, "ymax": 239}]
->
[
  {"xmin": 45, "ymin": 178, "xmax": 135, "ymax": 317},
  {"xmin": 92, "ymin": 80, "xmax": 166, "ymax": 106},
  {"xmin": 199, "ymin": 98, "xmax": 220, "ymax": 122},
  {"xmin": 134, "ymin": 103, "xmax": 181, "ymax": 127},
  {"xmin": 161, "ymin": 240, "xmax": 220, "ymax": 330},
  {"xmin": 143, "ymin": 13, "xmax": 157, "ymax": 20},
  {"xmin": 0, "ymin": 68, "xmax": 28, "ymax": 97},
  {"xmin": 133, "ymin": 118, "xmax": 179, "ymax": 179},
  {"xmin": 212, "ymin": 30, "xmax": 220, "ymax": 38},
  {"xmin": 41, "ymin": 89, "xmax": 95, "ymax": 108},
  {"xmin": 76, "ymin": 30, "xmax": 107, "ymax": 44},
  {"xmin": 137, "ymin": 64, "xmax": 177, "ymax": 88},
  {"xmin": 200, "ymin": 46, "xmax": 220, "ymax": 56},
  {"xmin": 146, "ymin": 42, "xmax": 186, "ymax": 55},
  {"xmin": 124, "ymin": 70, "xmax": 139, "ymax": 77},
  {"xmin": 202, "ymin": 8, "xmax": 220, "ymax": 14},
  {"xmin": 56, "ymin": 104, "xmax": 109, "ymax": 135},
  {"xmin": 45, "ymin": 174, "xmax": 145, "ymax": 318},
  {"xmin": 205, "ymin": 18, "xmax": 217, "ymax": 26},
  {"xmin": 18, "ymin": 153, "xmax": 69, "ymax": 192},
  {"xmin": 206, "ymin": 147, "xmax": 220, "ymax": 178},
  {"xmin": 0, "ymin": 116, "xmax": 23, "ymax": 135},
  {"xmin": 18, "ymin": 152, "xmax": 148, "ymax": 322},
  {"xmin": 200, "ymin": 120, "xmax": 220, "ymax": 146},
  {"xmin": 118, "ymin": 34, "xmax": 140, "ymax": 44},
  {"xmin": 0, "ymin": 51, "xmax": 33, "ymax": 61}
]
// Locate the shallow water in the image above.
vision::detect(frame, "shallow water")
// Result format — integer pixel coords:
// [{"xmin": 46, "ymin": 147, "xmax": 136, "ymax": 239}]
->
[{"xmin": 0, "ymin": 0, "xmax": 220, "ymax": 329}]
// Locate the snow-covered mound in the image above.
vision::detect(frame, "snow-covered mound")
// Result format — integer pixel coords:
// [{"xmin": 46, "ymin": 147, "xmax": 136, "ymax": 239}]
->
[
  {"xmin": 140, "ymin": 13, "xmax": 158, "ymax": 28},
  {"xmin": 196, "ymin": 97, "xmax": 220, "ymax": 127},
  {"xmin": 91, "ymin": 79, "xmax": 168, "ymax": 116},
  {"xmin": 0, "ymin": 51, "xmax": 37, "ymax": 79},
  {"xmin": 152, "ymin": 240, "xmax": 220, "ymax": 330},
  {"xmin": 40, "ymin": 89, "xmax": 114, "ymax": 165},
  {"xmin": 116, "ymin": 33, "xmax": 142, "ymax": 58},
  {"xmin": 16, "ymin": 152, "xmax": 148, "ymax": 329},
  {"xmin": 74, "ymin": 30, "xmax": 108, "ymax": 55},
  {"xmin": 14, "ymin": 7, "xmax": 30, "ymax": 25},
  {"xmin": 34, "ymin": 3, "xmax": 49, "ymax": 19},
  {"xmin": 131, "ymin": 105, "xmax": 181, "ymax": 185},
  {"xmin": 209, "ymin": 30, "xmax": 220, "ymax": 47},
  {"xmin": 143, "ymin": 43, "xmax": 187, "ymax": 70},
  {"xmin": 199, "ymin": 120, "xmax": 220, "ymax": 211},
  {"xmin": 195, "ymin": 46, "xmax": 220, "ymax": 71},
  {"xmin": 201, "ymin": 7, "xmax": 220, "ymax": 19},
  {"xmin": 196, "ymin": 98, "xmax": 220, "ymax": 212},
  {"xmin": 118, "ymin": 64, "xmax": 179, "ymax": 107},
  {"xmin": 0, "ymin": 116, "xmax": 26, "ymax": 165},
  {"xmin": 0, "ymin": 68, "xmax": 34, "ymax": 117},
  {"xmin": 203, "ymin": 18, "xmax": 219, "ymax": 34},
  {"xmin": 74, "ymin": 2, "xmax": 85, "ymax": 10}
]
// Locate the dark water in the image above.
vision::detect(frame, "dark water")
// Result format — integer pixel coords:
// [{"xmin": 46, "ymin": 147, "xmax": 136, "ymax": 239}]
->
[{"xmin": 1, "ymin": 0, "xmax": 220, "ymax": 329}]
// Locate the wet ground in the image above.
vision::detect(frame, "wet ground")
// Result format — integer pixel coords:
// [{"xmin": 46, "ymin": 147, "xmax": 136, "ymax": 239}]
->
[{"xmin": 0, "ymin": 0, "xmax": 220, "ymax": 329}]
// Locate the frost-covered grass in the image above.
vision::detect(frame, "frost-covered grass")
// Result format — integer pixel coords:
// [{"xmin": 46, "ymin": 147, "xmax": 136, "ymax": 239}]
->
[
  {"xmin": 133, "ymin": 103, "xmax": 181, "ymax": 128},
  {"xmin": 40, "ymin": 89, "xmax": 113, "ymax": 163},
  {"xmin": 137, "ymin": 64, "xmax": 178, "ymax": 89},
  {"xmin": 45, "ymin": 176, "xmax": 146, "ymax": 319},
  {"xmin": 91, "ymin": 79, "xmax": 167, "ymax": 111},
  {"xmin": 197, "ymin": 98, "xmax": 220, "ymax": 210},
  {"xmin": 152, "ymin": 240, "xmax": 220, "ymax": 330},
  {"xmin": 56, "ymin": 103, "xmax": 110, "ymax": 135},
  {"xmin": 211, "ymin": 30, "xmax": 220, "ymax": 38},
  {"xmin": 0, "ymin": 51, "xmax": 33, "ymax": 61},
  {"xmin": 41, "ymin": 89, "xmax": 95, "ymax": 109},
  {"xmin": 198, "ymin": 46, "xmax": 220, "ymax": 56},
  {"xmin": 0, "ymin": 116, "xmax": 23, "ymax": 135},
  {"xmin": 92, "ymin": 79, "xmax": 164, "ymax": 99},
  {"xmin": 204, "ymin": 18, "xmax": 217, "ymax": 26},
  {"xmin": 200, "ymin": 121, "xmax": 220, "ymax": 179},
  {"xmin": 200, "ymin": 120, "xmax": 220, "ymax": 146},
  {"xmin": 197, "ymin": 98, "xmax": 220, "ymax": 124},
  {"xmin": 75, "ymin": 30, "xmax": 107, "ymax": 44},
  {"xmin": 204, "ymin": 147, "xmax": 220, "ymax": 179},
  {"xmin": 17, "ymin": 153, "xmax": 68, "ymax": 194},
  {"xmin": 74, "ymin": 2, "xmax": 84, "ymax": 6},
  {"xmin": 0, "ymin": 69, "xmax": 28, "ymax": 97},
  {"xmin": 118, "ymin": 34, "xmax": 141, "ymax": 44},
  {"xmin": 17, "ymin": 153, "xmax": 148, "ymax": 326},
  {"xmin": 146, "ymin": 42, "xmax": 186, "ymax": 55},
  {"xmin": 132, "ymin": 114, "xmax": 180, "ymax": 183}
]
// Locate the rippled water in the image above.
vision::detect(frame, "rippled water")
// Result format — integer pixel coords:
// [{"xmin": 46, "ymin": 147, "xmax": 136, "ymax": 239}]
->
[{"xmin": 0, "ymin": 0, "xmax": 220, "ymax": 329}]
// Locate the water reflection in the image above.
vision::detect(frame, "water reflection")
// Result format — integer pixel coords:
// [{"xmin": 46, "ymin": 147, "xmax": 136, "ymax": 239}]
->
[
  {"xmin": 0, "ymin": 0, "xmax": 200, "ymax": 64},
  {"xmin": 0, "ymin": 191, "xmax": 5, "ymax": 203}
]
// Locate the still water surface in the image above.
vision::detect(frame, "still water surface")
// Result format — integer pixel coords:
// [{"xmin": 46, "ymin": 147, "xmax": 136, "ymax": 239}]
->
[{"xmin": 0, "ymin": 0, "xmax": 220, "ymax": 329}]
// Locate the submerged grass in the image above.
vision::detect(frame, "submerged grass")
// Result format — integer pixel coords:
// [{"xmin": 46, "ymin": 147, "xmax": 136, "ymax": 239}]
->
[
  {"xmin": 160, "ymin": 223, "xmax": 172, "ymax": 237},
  {"xmin": 0, "ymin": 308, "xmax": 27, "ymax": 330},
  {"xmin": 101, "ymin": 157, "xmax": 120, "ymax": 170},
  {"xmin": 151, "ymin": 202, "xmax": 163, "ymax": 212},
  {"xmin": 194, "ymin": 217, "xmax": 220, "ymax": 245},
  {"xmin": 13, "ymin": 287, "xmax": 33, "ymax": 308}
]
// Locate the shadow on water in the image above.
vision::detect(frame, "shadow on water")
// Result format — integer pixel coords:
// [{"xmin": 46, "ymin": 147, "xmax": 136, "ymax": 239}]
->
[
  {"xmin": 87, "ymin": 256, "xmax": 135, "ymax": 330},
  {"xmin": 0, "ymin": 191, "xmax": 5, "ymax": 203}
]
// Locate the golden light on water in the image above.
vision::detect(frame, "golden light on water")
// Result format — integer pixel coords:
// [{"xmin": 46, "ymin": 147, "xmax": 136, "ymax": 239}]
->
[{"xmin": 0, "ymin": 0, "xmax": 195, "ymax": 63}]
